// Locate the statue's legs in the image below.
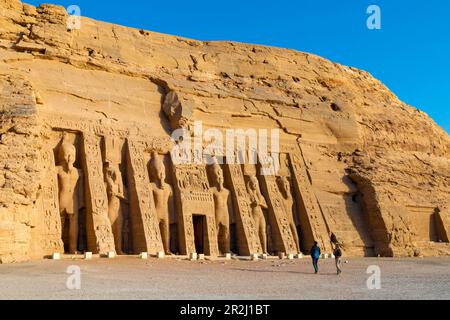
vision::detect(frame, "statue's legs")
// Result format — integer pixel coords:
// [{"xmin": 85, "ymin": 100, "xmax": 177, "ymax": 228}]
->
[
  {"xmin": 109, "ymin": 197, "xmax": 123, "ymax": 254},
  {"xmin": 160, "ymin": 218, "xmax": 171, "ymax": 254},
  {"xmin": 217, "ymin": 221, "xmax": 230, "ymax": 255},
  {"xmin": 68, "ymin": 212, "xmax": 79, "ymax": 254},
  {"xmin": 290, "ymin": 221, "xmax": 300, "ymax": 253},
  {"xmin": 113, "ymin": 213, "xmax": 124, "ymax": 255}
]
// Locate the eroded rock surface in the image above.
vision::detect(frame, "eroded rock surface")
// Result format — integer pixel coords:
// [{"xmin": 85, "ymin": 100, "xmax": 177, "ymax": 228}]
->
[{"xmin": 1, "ymin": 0, "xmax": 449, "ymax": 263}]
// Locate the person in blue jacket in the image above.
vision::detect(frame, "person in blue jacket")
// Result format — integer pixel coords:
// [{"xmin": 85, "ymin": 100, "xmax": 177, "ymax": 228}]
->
[{"xmin": 310, "ymin": 241, "xmax": 321, "ymax": 274}]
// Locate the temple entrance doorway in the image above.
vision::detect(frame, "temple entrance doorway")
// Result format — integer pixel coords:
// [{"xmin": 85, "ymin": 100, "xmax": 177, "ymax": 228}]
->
[{"xmin": 193, "ymin": 215, "xmax": 206, "ymax": 254}]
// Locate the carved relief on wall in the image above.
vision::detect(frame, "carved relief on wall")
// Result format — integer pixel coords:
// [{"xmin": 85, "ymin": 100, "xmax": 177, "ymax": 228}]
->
[
  {"xmin": 81, "ymin": 132, "xmax": 116, "ymax": 255},
  {"xmin": 38, "ymin": 146, "xmax": 64, "ymax": 254},
  {"xmin": 225, "ymin": 164, "xmax": 262, "ymax": 255},
  {"xmin": 126, "ymin": 139, "xmax": 163, "ymax": 254},
  {"xmin": 46, "ymin": 116, "xmax": 174, "ymax": 152},
  {"xmin": 103, "ymin": 136, "xmax": 131, "ymax": 255},
  {"xmin": 260, "ymin": 171, "xmax": 298, "ymax": 255},
  {"xmin": 276, "ymin": 176, "xmax": 301, "ymax": 253}
]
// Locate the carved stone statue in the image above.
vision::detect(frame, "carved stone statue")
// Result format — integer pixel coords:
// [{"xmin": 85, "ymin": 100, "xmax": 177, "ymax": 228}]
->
[
  {"xmin": 149, "ymin": 152, "xmax": 173, "ymax": 255},
  {"xmin": 56, "ymin": 137, "xmax": 83, "ymax": 254},
  {"xmin": 277, "ymin": 176, "xmax": 300, "ymax": 253},
  {"xmin": 247, "ymin": 176, "xmax": 268, "ymax": 254},
  {"xmin": 210, "ymin": 163, "xmax": 231, "ymax": 255},
  {"xmin": 105, "ymin": 162, "xmax": 127, "ymax": 255}
]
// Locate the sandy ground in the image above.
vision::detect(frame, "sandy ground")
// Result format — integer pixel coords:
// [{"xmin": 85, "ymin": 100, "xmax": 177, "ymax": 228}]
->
[{"xmin": 1, "ymin": 256, "xmax": 449, "ymax": 300}]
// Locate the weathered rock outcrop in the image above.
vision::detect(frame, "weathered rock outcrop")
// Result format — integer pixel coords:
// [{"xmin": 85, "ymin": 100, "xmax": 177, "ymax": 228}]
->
[{"xmin": 1, "ymin": 0, "xmax": 449, "ymax": 263}]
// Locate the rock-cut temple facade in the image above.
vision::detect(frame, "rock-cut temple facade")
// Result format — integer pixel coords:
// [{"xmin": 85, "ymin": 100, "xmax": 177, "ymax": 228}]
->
[{"xmin": 0, "ymin": 0, "xmax": 449, "ymax": 263}]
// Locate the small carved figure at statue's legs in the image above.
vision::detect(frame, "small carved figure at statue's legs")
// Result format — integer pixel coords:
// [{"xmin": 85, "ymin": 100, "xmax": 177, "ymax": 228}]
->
[
  {"xmin": 290, "ymin": 222, "xmax": 300, "ymax": 253},
  {"xmin": 256, "ymin": 214, "xmax": 267, "ymax": 254},
  {"xmin": 68, "ymin": 212, "xmax": 79, "ymax": 254},
  {"xmin": 160, "ymin": 218, "xmax": 171, "ymax": 255}
]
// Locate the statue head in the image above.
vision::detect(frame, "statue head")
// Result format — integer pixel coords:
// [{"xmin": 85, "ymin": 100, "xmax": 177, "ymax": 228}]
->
[
  {"xmin": 216, "ymin": 169, "xmax": 224, "ymax": 187},
  {"xmin": 105, "ymin": 163, "xmax": 118, "ymax": 181},
  {"xmin": 59, "ymin": 138, "xmax": 76, "ymax": 168},
  {"xmin": 210, "ymin": 157, "xmax": 224, "ymax": 188},
  {"xmin": 277, "ymin": 176, "xmax": 291, "ymax": 197},
  {"xmin": 150, "ymin": 151, "xmax": 166, "ymax": 183},
  {"xmin": 248, "ymin": 176, "xmax": 259, "ymax": 192}
]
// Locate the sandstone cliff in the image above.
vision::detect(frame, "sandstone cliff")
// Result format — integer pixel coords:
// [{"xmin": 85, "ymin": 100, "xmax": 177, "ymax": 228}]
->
[{"xmin": 1, "ymin": 0, "xmax": 449, "ymax": 263}]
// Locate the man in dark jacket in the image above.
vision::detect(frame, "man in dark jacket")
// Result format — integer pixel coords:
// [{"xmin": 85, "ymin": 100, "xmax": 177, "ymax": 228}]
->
[{"xmin": 310, "ymin": 241, "xmax": 321, "ymax": 274}]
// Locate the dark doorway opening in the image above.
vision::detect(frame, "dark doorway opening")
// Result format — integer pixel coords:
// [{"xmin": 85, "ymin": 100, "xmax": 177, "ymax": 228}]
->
[
  {"xmin": 170, "ymin": 223, "xmax": 179, "ymax": 254},
  {"xmin": 193, "ymin": 215, "xmax": 206, "ymax": 254}
]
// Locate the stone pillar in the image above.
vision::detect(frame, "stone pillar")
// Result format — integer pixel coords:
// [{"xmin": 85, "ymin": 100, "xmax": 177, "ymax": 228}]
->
[
  {"xmin": 289, "ymin": 149, "xmax": 332, "ymax": 253},
  {"xmin": 225, "ymin": 164, "xmax": 262, "ymax": 255},
  {"xmin": 34, "ymin": 147, "xmax": 64, "ymax": 256},
  {"xmin": 81, "ymin": 133, "xmax": 116, "ymax": 255},
  {"xmin": 126, "ymin": 139, "xmax": 164, "ymax": 254},
  {"xmin": 259, "ymin": 174, "xmax": 298, "ymax": 255}
]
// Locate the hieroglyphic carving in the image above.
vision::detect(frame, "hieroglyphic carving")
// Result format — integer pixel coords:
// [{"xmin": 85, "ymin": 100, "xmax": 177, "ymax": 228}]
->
[
  {"xmin": 289, "ymin": 148, "xmax": 332, "ymax": 253},
  {"xmin": 81, "ymin": 132, "xmax": 116, "ymax": 254},
  {"xmin": 183, "ymin": 212, "xmax": 196, "ymax": 254},
  {"xmin": 173, "ymin": 164, "xmax": 218, "ymax": 256},
  {"xmin": 259, "ymin": 174, "xmax": 298, "ymax": 254},
  {"xmin": 46, "ymin": 115, "xmax": 174, "ymax": 152},
  {"xmin": 37, "ymin": 148, "xmax": 64, "ymax": 254},
  {"xmin": 225, "ymin": 164, "xmax": 262, "ymax": 255},
  {"xmin": 277, "ymin": 176, "xmax": 301, "ymax": 252},
  {"xmin": 205, "ymin": 214, "xmax": 219, "ymax": 255},
  {"xmin": 126, "ymin": 139, "xmax": 164, "ymax": 254}
]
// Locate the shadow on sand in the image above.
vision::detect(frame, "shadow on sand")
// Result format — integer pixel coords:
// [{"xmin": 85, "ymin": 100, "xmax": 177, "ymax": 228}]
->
[{"xmin": 231, "ymin": 268, "xmax": 339, "ymax": 276}]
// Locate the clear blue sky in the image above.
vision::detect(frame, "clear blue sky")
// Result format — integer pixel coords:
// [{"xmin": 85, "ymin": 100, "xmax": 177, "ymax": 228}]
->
[{"xmin": 24, "ymin": 0, "xmax": 450, "ymax": 133}]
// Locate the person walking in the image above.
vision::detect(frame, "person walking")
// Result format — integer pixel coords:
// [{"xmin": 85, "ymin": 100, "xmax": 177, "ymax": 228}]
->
[
  {"xmin": 334, "ymin": 244, "xmax": 343, "ymax": 275},
  {"xmin": 310, "ymin": 241, "xmax": 321, "ymax": 274}
]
